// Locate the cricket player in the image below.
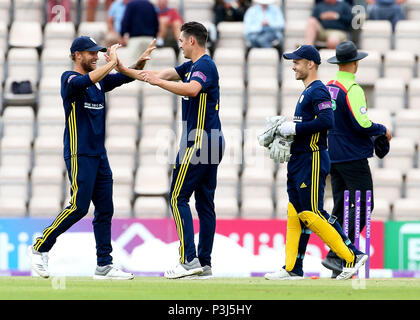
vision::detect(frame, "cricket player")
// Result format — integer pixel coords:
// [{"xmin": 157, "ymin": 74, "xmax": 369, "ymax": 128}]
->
[
  {"xmin": 27, "ymin": 36, "xmax": 156, "ymax": 280},
  {"xmin": 321, "ymin": 41, "xmax": 392, "ymax": 277},
  {"xmin": 263, "ymin": 45, "xmax": 368, "ymax": 280},
  {"xmin": 139, "ymin": 22, "xmax": 224, "ymax": 279}
]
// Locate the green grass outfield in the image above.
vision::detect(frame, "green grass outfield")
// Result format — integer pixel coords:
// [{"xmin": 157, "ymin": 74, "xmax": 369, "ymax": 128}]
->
[{"xmin": 1, "ymin": 277, "xmax": 420, "ymax": 300}]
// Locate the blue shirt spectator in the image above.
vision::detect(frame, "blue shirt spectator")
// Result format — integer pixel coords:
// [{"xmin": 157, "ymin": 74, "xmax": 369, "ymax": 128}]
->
[
  {"xmin": 108, "ymin": 0, "xmax": 129, "ymax": 34},
  {"xmin": 243, "ymin": 0, "xmax": 285, "ymax": 49},
  {"xmin": 367, "ymin": 0, "xmax": 406, "ymax": 31}
]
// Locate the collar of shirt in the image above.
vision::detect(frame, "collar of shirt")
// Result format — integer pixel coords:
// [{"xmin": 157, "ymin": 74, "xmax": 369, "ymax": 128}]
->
[{"xmin": 335, "ymin": 70, "xmax": 355, "ymax": 82}]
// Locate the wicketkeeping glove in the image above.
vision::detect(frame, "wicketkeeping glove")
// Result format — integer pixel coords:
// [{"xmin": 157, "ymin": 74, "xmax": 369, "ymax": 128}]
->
[
  {"xmin": 257, "ymin": 115, "xmax": 286, "ymax": 148},
  {"xmin": 277, "ymin": 121, "xmax": 296, "ymax": 137},
  {"xmin": 268, "ymin": 135, "xmax": 294, "ymax": 163}
]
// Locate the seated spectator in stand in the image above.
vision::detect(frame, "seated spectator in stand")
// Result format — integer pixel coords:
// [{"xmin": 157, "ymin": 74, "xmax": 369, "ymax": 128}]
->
[
  {"xmin": 243, "ymin": 0, "xmax": 285, "ymax": 49},
  {"xmin": 214, "ymin": 0, "xmax": 251, "ymax": 25},
  {"xmin": 305, "ymin": 0, "xmax": 353, "ymax": 49},
  {"xmin": 106, "ymin": 0, "xmax": 130, "ymax": 47},
  {"xmin": 367, "ymin": 0, "xmax": 406, "ymax": 31},
  {"xmin": 87, "ymin": 0, "xmax": 114, "ymax": 21},
  {"xmin": 120, "ymin": 0, "xmax": 159, "ymax": 61},
  {"xmin": 316, "ymin": 0, "xmax": 354, "ymax": 4},
  {"xmin": 47, "ymin": 0, "xmax": 71, "ymax": 22},
  {"xmin": 156, "ymin": 0, "xmax": 183, "ymax": 47}
]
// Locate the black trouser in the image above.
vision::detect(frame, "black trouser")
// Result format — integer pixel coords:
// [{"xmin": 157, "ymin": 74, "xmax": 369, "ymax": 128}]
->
[{"xmin": 326, "ymin": 159, "xmax": 374, "ymax": 260}]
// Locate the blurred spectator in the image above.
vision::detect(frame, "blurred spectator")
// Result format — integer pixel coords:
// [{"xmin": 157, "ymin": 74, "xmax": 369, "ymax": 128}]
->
[
  {"xmin": 120, "ymin": 0, "xmax": 159, "ymax": 60},
  {"xmin": 156, "ymin": 0, "xmax": 183, "ymax": 48},
  {"xmin": 47, "ymin": 0, "xmax": 71, "ymax": 22},
  {"xmin": 305, "ymin": 0, "xmax": 353, "ymax": 49},
  {"xmin": 316, "ymin": 0, "xmax": 354, "ymax": 4},
  {"xmin": 106, "ymin": 0, "xmax": 129, "ymax": 47},
  {"xmin": 87, "ymin": 0, "xmax": 114, "ymax": 21},
  {"xmin": 243, "ymin": 0, "xmax": 285, "ymax": 50},
  {"xmin": 367, "ymin": 0, "xmax": 406, "ymax": 31},
  {"xmin": 214, "ymin": 0, "xmax": 251, "ymax": 25}
]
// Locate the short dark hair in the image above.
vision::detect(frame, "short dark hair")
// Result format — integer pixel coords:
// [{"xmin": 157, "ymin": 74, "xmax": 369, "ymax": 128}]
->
[{"xmin": 180, "ymin": 21, "xmax": 208, "ymax": 47}]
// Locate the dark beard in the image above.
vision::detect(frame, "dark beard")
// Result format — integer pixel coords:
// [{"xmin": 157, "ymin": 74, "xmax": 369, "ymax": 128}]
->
[{"xmin": 81, "ymin": 59, "xmax": 94, "ymax": 72}]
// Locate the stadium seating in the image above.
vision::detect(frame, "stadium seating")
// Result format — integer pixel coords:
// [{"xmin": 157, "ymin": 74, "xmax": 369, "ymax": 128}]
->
[
  {"xmin": 247, "ymin": 48, "xmax": 279, "ymax": 83},
  {"xmin": 0, "ymin": 0, "xmax": 419, "ymax": 221},
  {"xmin": 382, "ymin": 137, "xmax": 416, "ymax": 174},
  {"xmin": 44, "ymin": 22, "xmax": 76, "ymax": 49},
  {"xmin": 406, "ymin": 0, "xmax": 420, "ymax": 20},
  {"xmin": 393, "ymin": 198, "xmax": 420, "ymax": 221},
  {"xmin": 373, "ymin": 78, "xmax": 405, "ymax": 112},
  {"xmin": 8, "ymin": 21, "xmax": 43, "ymax": 48},
  {"xmin": 383, "ymin": 50, "xmax": 415, "ymax": 84},
  {"xmin": 356, "ymin": 50, "xmax": 382, "ymax": 86},
  {"xmin": 372, "ymin": 168, "xmax": 403, "ymax": 202},
  {"xmin": 284, "ymin": 0, "xmax": 313, "ymax": 21},
  {"xmin": 283, "ymin": 20, "xmax": 306, "ymax": 52},
  {"xmin": 216, "ymin": 22, "xmax": 245, "ymax": 49},
  {"xmin": 182, "ymin": 0, "xmax": 213, "ymax": 23},
  {"xmin": 394, "ymin": 20, "xmax": 420, "ymax": 55},
  {"xmin": 360, "ymin": 20, "xmax": 392, "ymax": 54},
  {"xmin": 247, "ymin": 77, "xmax": 279, "ymax": 121}
]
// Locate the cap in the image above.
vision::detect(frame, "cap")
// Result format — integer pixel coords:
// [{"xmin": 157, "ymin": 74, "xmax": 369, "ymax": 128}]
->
[
  {"xmin": 254, "ymin": 0, "xmax": 276, "ymax": 5},
  {"xmin": 70, "ymin": 36, "xmax": 106, "ymax": 54},
  {"xmin": 374, "ymin": 135, "xmax": 390, "ymax": 159},
  {"xmin": 283, "ymin": 45, "xmax": 321, "ymax": 65},
  {"xmin": 327, "ymin": 41, "xmax": 368, "ymax": 64}
]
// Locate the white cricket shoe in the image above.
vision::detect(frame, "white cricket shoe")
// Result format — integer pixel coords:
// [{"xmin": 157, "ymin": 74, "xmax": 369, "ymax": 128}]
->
[
  {"xmin": 93, "ymin": 265, "xmax": 134, "ymax": 280},
  {"xmin": 264, "ymin": 268, "xmax": 304, "ymax": 280},
  {"xmin": 27, "ymin": 245, "xmax": 50, "ymax": 278},
  {"xmin": 336, "ymin": 254, "xmax": 369, "ymax": 280},
  {"xmin": 164, "ymin": 258, "xmax": 204, "ymax": 279}
]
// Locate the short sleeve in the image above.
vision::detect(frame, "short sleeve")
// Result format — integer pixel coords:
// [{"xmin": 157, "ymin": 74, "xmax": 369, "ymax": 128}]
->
[
  {"xmin": 108, "ymin": 3, "xmax": 116, "ymax": 17},
  {"xmin": 101, "ymin": 72, "xmax": 134, "ymax": 92},
  {"xmin": 312, "ymin": 85, "xmax": 333, "ymax": 114},
  {"xmin": 61, "ymin": 71, "xmax": 93, "ymax": 99},
  {"xmin": 190, "ymin": 59, "xmax": 212, "ymax": 91},
  {"xmin": 175, "ymin": 61, "xmax": 192, "ymax": 80}
]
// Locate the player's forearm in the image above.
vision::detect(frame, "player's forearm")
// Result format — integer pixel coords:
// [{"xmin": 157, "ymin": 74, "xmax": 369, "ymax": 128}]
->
[
  {"xmin": 117, "ymin": 65, "xmax": 142, "ymax": 80},
  {"xmin": 155, "ymin": 79, "xmax": 198, "ymax": 97},
  {"xmin": 89, "ymin": 60, "xmax": 118, "ymax": 83}
]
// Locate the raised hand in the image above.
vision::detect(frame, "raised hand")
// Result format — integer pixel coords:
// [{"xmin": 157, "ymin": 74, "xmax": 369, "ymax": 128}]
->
[{"xmin": 108, "ymin": 43, "xmax": 122, "ymax": 65}]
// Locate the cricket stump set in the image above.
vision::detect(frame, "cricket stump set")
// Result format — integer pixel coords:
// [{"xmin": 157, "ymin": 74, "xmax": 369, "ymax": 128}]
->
[{"xmin": 343, "ymin": 190, "xmax": 372, "ymax": 278}]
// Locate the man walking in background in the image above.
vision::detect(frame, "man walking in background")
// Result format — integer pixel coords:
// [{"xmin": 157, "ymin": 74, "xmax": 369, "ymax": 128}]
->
[
  {"xmin": 322, "ymin": 41, "xmax": 392, "ymax": 277},
  {"xmin": 120, "ymin": 0, "xmax": 159, "ymax": 61}
]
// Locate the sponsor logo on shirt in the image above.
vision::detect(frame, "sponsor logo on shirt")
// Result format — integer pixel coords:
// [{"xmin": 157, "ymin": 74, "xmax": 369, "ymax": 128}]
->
[
  {"xmin": 318, "ymin": 101, "xmax": 332, "ymax": 110},
  {"xmin": 192, "ymin": 71, "xmax": 207, "ymax": 83},
  {"xmin": 360, "ymin": 106, "xmax": 367, "ymax": 114},
  {"xmin": 293, "ymin": 116, "xmax": 303, "ymax": 122},
  {"xmin": 84, "ymin": 102, "xmax": 104, "ymax": 110}
]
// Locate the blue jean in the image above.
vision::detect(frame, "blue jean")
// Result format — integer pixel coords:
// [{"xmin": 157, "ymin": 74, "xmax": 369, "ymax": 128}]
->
[
  {"xmin": 368, "ymin": 4, "xmax": 405, "ymax": 30},
  {"xmin": 246, "ymin": 26, "xmax": 283, "ymax": 48}
]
